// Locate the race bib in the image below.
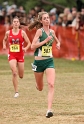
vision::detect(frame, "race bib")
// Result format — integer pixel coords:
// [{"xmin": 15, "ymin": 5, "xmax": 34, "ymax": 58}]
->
[
  {"xmin": 42, "ymin": 46, "xmax": 52, "ymax": 57},
  {"xmin": 31, "ymin": 63, "xmax": 37, "ymax": 71},
  {"xmin": 10, "ymin": 44, "xmax": 20, "ymax": 52}
]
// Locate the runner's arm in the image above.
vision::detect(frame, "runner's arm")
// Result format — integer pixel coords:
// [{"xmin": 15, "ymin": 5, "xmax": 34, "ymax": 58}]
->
[
  {"xmin": 51, "ymin": 29, "xmax": 60, "ymax": 50},
  {"xmin": 22, "ymin": 30, "xmax": 31, "ymax": 52},
  {"xmin": 3, "ymin": 31, "xmax": 9, "ymax": 50}
]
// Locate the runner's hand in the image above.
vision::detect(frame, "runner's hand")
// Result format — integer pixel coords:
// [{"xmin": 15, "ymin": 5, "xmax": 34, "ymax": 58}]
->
[
  {"xmin": 22, "ymin": 47, "xmax": 27, "ymax": 52},
  {"xmin": 46, "ymin": 36, "xmax": 53, "ymax": 43},
  {"xmin": 56, "ymin": 42, "xmax": 60, "ymax": 50},
  {"xmin": 3, "ymin": 45, "xmax": 6, "ymax": 50}
]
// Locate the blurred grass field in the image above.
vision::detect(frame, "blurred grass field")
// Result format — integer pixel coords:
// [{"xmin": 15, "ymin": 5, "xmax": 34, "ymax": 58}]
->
[{"xmin": 0, "ymin": 55, "xmax": 84, "ymax": 124}]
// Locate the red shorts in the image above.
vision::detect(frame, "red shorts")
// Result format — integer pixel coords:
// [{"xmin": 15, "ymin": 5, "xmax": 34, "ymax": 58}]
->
[{"xmin": 8, "ymin": 54, "xmax": 24, "ymax": 62}]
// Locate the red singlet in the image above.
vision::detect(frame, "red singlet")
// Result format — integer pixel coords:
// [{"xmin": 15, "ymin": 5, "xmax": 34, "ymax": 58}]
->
[{"xmin": 8, "ymin": 29, "xmax": 24, "ymax": 62}]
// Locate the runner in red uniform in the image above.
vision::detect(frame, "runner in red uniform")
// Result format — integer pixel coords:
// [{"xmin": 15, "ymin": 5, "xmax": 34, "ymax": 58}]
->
[
  {"xmin": 3, "ymin": 16, "xmax": 31, "ymax": 98},
  {"xmin": 8, "ymin": 29, "xmax": 25, "ymax": 62}
]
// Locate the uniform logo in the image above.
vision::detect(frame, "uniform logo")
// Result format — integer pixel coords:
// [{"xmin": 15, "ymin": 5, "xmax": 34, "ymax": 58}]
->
[{"xmin": 12, "ymin": 38, "xmax": 20, "ymax": 44}]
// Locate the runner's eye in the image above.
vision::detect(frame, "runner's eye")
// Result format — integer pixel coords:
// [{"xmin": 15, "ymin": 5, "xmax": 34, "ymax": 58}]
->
[{"xmin": 43, "ymin": 17, "xmax": 49, "ymax": 20}]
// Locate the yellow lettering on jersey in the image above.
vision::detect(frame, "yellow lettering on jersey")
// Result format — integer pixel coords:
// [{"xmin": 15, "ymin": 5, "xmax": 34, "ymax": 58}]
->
[
  {"xmin": 42, "ymin": 46, "xmax": 52, "ymax": 57},
  {"xmin": 10, "ymin": 44, "xmax": 20, "ymax": 52}
]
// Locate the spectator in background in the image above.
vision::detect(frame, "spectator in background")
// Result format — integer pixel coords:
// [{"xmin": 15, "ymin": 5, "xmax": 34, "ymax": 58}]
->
[
  {"xmin": 66, "ymin": 13, "xmax": 73, "ymax": 27},
  {"xmin": 2, "ymin": 8, "xmax": 6, "ymax": 17},
  {"xmin": 49, "ymin": 8, "xmax": 58, "ymax": 26},
  {"xmin": 62, "ymin": 14, "xmax": 67, "ymax": 27},
  {"xmin": 81, "ymin": 7, "xmax": 84, "ymax": 15},
  {"xmin": 63, "ymin": 7, "xmax": 71, "ymax": 15},
  {"xmin": 4, "ymin": 15, "xmax": 11, "ymax": 30},
  {"xmin": 26, "ymin": 13, "xmax": 32, "ymax": 25},
  {"xmin": 7, "ymin": 4, "xmax": 17, "ymax": 15},
  {"xmin": 71, "ymin": 9, "xmax": 77, "ymax": 27},
  {"xmin": 0, "ymin": 10, "xmax": 5, "ymax": 24},
  {"xmin": 75, "ymin": 12, "xmax": 84, "ymax": 30},
  {"xmin": 19, "ymin": 6, "xmax": 25, "ymax": 12},
  {"xmin": 57, "ymin": 16, "xmax": 63, "ymax": 26},
  {"xmin": 49, "ymin": 13, "xmax": 58, "ymax": 26},
  {"xmin": 28, "ymin": 8, "xmax": 38, "ymax": 23},
  {"xmin": 71, "ymin": 6, "xmax": 77, "ymax": 12},
  {"xmin": 71, "ymin": 6, "xmax": 77, "ymax": 19},
  {"xmin": 29, "ymin": 8, "xmax": 37, "ymax": 18}
]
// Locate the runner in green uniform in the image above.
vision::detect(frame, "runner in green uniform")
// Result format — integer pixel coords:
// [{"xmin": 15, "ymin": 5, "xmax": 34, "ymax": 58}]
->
[{"xmin": 28, "ymin": 11, "xmax": 60, "ymax": 118}]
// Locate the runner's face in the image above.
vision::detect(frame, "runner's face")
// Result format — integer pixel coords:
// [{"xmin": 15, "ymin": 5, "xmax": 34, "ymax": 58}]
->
[
  {"xmin": 12, "ymin": 18, "xmax": 20, "ymax": 28},
  {"xmin": 41, "ymin": 14, "xmax": 50, "ymax": 26}
]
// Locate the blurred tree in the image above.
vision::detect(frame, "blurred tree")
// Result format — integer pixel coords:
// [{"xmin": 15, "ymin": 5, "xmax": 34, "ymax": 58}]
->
[{"xmin": 0, "ymin": 0, "xmax": 84, "ymax": 12}]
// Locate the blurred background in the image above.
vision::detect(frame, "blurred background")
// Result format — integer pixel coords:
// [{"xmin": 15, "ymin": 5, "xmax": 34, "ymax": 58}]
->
[
  {"xmin": 0, "ymin": 0, "xmax": 84, "ymax": 25},
  {"xmin": 0, "ymin": 0, "xmax": 84, "ymax": 60}
]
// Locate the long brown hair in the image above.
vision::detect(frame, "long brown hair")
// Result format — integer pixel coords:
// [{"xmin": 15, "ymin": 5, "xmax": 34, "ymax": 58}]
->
[{"xmin": 28, "ymin": 11, "xmax": 49, "ymax": 30}]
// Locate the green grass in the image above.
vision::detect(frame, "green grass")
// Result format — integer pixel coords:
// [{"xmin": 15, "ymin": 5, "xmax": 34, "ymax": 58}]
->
[{"xmin": 0, "ymin": 55, "xmax": 84, "ymax": 124}]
